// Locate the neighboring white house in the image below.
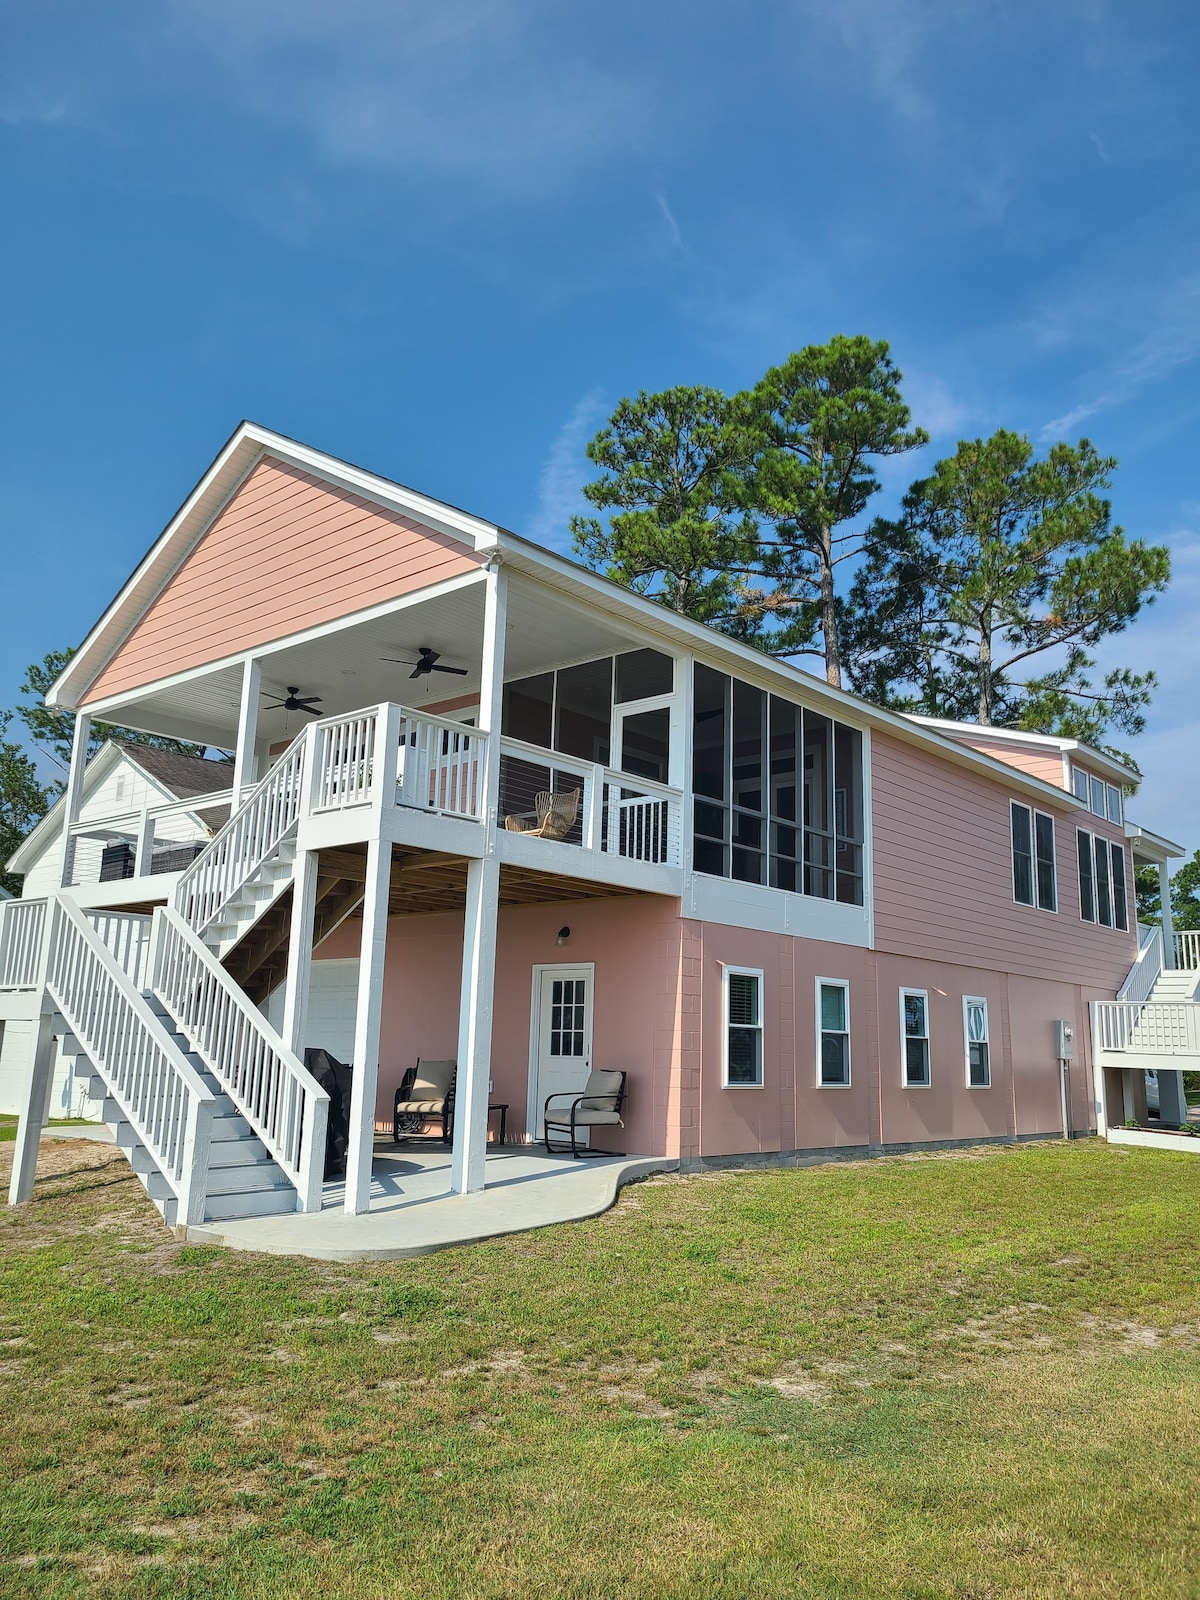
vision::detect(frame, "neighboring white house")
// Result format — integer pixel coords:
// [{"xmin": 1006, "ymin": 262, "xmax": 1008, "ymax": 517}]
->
[{"xmin": 0, "ymin": 742, "xmax": 232, "ymax": 1116}]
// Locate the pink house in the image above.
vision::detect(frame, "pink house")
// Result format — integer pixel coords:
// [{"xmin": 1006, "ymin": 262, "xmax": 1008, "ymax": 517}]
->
[{"xmin": 3, "ymin": 422, "xmax": 1196, "ymax": 1235}]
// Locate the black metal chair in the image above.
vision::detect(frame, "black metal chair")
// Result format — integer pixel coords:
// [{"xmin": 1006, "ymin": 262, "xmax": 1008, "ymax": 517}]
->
[
  {"xmin": 392, "ymin": 1059, "xmax": 456, "ymax": 1146},
  {"xmin": 544, "ymin": 1070, "xmax": 626, "ymax": 1158}
]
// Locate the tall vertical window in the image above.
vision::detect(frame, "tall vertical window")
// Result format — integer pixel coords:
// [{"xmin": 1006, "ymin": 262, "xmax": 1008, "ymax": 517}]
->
[
  {"xmin": 1110, "ymin": 841, "xmax": 1129, "ymax": 931},
  {"xmin": 1094, "ymin": 834, "xmax": 1113, "ymax": 927},
  {"xmin": 692, "ymin": 667, "xmax": 864, "ymax": 904},
  {"xmin": 963, "ymin": 997, "xmax": 991, "ymax": 1087},
  {"xmin": 1105, "ymin": 784, "xmax": 1123, "ymax": 824},
  {"xmin": 1012, "ymin": 803, "xmax": 1056, "ymax": 911},
  {"xmin": 723, "ymin": 968, "xmax": 764, "ymax": 1087},
  {"xmin": 1011, "ymin": 803, "xmax": 1034, "ymax": 905},
  {"xmin": 817, "ymin": 980, "xmax": 851, "ymax": 1086},
  {"xmin": 900, "ymin": 989, "xmax": 931, "ymax": 1086},
  {"xmin": 1089, "ymin": 775, "xmax": 1106, "ymax": 818},
  {"xmin": 1071, "ymin": 766, "xmax": 1089, "ymax": 802},
  {"xmin": 1078, "ymin": 829, "xmax": 1095, "ymax": 921}
]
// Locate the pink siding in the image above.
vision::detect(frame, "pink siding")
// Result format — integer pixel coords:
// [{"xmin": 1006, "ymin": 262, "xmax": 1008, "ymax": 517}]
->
[
  {"xmin": 943, "ymin": 733, "xmax": 1067, "ymax": 789},
  {"xmin": 83, "ymin": 458, "xmax": 485, "ymax": 704},
  {"xmin": 871, "ymin": 732, "xmax": 1134, "ymax": 990}
]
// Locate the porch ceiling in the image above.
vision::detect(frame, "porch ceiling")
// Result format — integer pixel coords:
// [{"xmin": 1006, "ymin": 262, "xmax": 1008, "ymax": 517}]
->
[{"xmin": 85, "ymin": 573, "xmax": 642, "ymax": 752}]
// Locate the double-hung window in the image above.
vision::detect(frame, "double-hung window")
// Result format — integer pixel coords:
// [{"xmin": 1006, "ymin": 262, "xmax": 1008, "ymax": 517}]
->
[
  {"xmin": 723, "ymin": 968, "xmax": 763, "ymax": 1087},
  {"xmin": 964, "ymin": 997, "xmax": 991, "ymax": 1087},
  {"xmin": 1012, "ymin": 803, "xmax": 1056, "ymax": 911},
  {"xmin": 1078, "ymin": 830, "xmax": 1129, "ymax": 931},
  {"xmin": 900, "ymin": 989, "xmax": 931, "ymax": 1086},
  {"xmin": 817, "ymin": 979, "xmax": 850, "ymax": 1086}
]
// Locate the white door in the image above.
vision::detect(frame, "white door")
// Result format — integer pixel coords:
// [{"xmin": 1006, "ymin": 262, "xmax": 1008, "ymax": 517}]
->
[
  {"xmin": 530, "ymin": 965, "xmax": 594, "ymax": 1140},
  {"xmin": 264, "ymin": 959, "xmax": 360, "ymax": 1063}
]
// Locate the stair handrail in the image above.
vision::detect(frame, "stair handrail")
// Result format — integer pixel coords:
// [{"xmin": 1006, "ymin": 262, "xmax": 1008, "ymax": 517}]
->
[
  {"xmin": 0, "ymin": 896, "xmax": 49, "ymax": 991},
  {"xmin": 1118, "ymin": 923, "xmax": 1165, "ymax": 1003},
  {"xmin": 151, "ymin": 906, "xmax": 330, "ymax": 1212},
  {"xmin": 46, "ymin": 895, "xmax": 217, "ymax": 1224},
  {"xmin": 175, "ymin": 728, "xmax": 311, "ymax": 936}
]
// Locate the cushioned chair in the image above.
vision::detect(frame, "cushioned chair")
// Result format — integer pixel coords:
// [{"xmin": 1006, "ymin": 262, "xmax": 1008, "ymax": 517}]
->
[
  {"xmin": 392, "ymin": 1059, "xmax": 457, "ymax": 1145},
  {"xmin": 543, "ymin": 1069, "xmax": 627, "ymax": 1158},
  {"xmin": 504, "ymin": 788, "xmax": 580, "ymax": 841}
]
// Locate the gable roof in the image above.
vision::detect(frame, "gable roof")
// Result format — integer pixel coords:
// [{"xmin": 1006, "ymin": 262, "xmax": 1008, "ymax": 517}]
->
[
  {"xmin": 48, "ymin": 421, "xmax": 502, "ymax": 712},
  {"xmin": 5, "ymin": 741, "xmax": 232, "ymax": 876}
]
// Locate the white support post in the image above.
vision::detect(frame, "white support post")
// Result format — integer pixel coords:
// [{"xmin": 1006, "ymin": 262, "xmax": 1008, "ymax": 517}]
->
[
  {"xmin": 343, "ymin": 835, "xmax": 392, "ymax": 1215},
  {"xmin": 8, "ymin": 1014, "xmax": 56, "ymax": 1205},
  {"xmin": 585, "ymin": 764, "xmax": 605, "ymax": 852},
  {"xmin": 451, "ymin": 855, "xmax": 501, "ymax": 1193},
  {"xmin": 135, "ymin": 806, "xmax": 156, "ymax": 878},
  {"xmin": 451, "ymin": 558, "xmax": 506, "ymax": 1196},
  {"xmin": 281, "ymin": 848, "xmax": 320, "ymax": 1058},
  {"xmin": 232, "ymin": 658, "xmax": 263, "ymax": 800},
  {"xmin": 59, "ymin": 713, "xmax": 92, "ymax": 887},
  {"xmin": 1159, "ymin": 861, "xmax": 1176, "ymax": 969}
]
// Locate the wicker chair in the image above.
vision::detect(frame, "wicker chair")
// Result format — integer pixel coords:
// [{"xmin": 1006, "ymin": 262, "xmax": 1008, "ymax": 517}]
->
[
  {"xmin": 392, "ymin": 1059, "xmax": 457, "ymax": 1145},
  {"xmin": 504, "ymin": 787, "xmax": 580, "ymax": 841},
  {"xmin": 544, "ymin": 1069, "xmax": 627, "ymax": 1158}
]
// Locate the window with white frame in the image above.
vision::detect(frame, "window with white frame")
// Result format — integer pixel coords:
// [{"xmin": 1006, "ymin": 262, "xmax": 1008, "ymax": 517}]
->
[
  {"xmin": 1105, "ymin": 783, "xmax": 1123, "ymax": 824},
  {"xmin": 1011, "ymin": 802, "xmax": 1056, "ymax": 911},
  {"xmin": 1070, "ymin": 765, "xmax": 1123, "ymax": 825},
  {"xmin": 817, "ymin": 979, "xmax": 850, "ymax": 1086},
  {"xmin": 900, "ymin": 989, "xmax": 931, "ymax": 1086},
  {"xmin": 723, "ymin": 967, "xmax": 763, "ymax": 1087},
  {"xmin": 1077, "ymin": 829, "xmax": 1129, "ymax": 931},
  {"xmin": 963, "ymin": 997, "xmax": 990, "ymax": 1087}
]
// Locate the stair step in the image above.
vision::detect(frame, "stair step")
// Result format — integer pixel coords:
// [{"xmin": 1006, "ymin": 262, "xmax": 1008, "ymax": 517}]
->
[
  {"xmin": 202, "ymin": 1187, "xmax": 297, "ymax": 1221},
  {"xmin": 207, "ymin": 1133, "xmax": 273, "ymax": 1167},
  {"xmin": 204, "ymin": 1162, "xmax": 292, "ymax": 1197}
]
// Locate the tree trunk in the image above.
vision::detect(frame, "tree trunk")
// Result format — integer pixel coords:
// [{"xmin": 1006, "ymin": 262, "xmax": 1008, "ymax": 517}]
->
[
  {"xmin": 819, "ymin": 527, "xmax": 841, "ymax": 688},
  {"xmin": 977, "ymin": 621, "xmax": 993, "ymax": 725}
]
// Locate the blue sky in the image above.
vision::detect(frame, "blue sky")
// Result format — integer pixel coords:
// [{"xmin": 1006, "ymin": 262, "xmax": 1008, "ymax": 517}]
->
[{"xmin": 2, "ymin": 0, "xmax": 1198, "ymax": 843}]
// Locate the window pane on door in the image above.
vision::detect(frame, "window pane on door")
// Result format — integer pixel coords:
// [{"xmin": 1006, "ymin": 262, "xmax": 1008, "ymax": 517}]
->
[
  {"xmin": 549, "ymin": 978, "xmax": 586, "ymax": 1056},
  {"xmin": 620, "ymin": 707, "xmax": 670, "ymax": 783}
]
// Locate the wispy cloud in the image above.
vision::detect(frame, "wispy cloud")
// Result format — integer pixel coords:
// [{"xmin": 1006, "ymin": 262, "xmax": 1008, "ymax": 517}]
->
[
  {"xmin": 655, "ymin": 192, "xmax": 685, "ymax": 252},
  {"xmin": 524, "ymin": 390, "xmax": 608, "ymax": 553}
]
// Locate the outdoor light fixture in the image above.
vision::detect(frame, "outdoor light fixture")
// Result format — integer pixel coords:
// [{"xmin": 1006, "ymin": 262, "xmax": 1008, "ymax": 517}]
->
[{"xmin": 557, "ymin": 926, "xmax": 571, "ymax": 945}]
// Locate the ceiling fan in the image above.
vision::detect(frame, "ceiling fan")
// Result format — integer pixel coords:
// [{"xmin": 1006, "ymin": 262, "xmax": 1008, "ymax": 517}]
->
[
  {"xmin": 263, "ymin": 686, "xmax": 324, "ymax": 716},
  {"xmin": 380, "ymin": 646, "xmax": 468, "ymax": 680}
]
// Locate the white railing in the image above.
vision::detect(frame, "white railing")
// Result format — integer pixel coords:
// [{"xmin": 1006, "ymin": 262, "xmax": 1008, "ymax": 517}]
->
[
  {"xmin": 602, "ymin": 771, "xmax": 681, "ymax": 867},
  {"xmin": 0, "ymin": 898, "xmax": 48, "ymax": 990},
  {"xmin": 45, "ymin": 897, "xmax": 216, "ymax": 1224},
  {"xmin": 398, "ymin": 711, "xmax": 485, "ymax": 820},
  {"xmin": 175, "ymin": 737, "xmax": 306, "ymax": 935},
  {"xmin": 1175, "ymin": 931, "xmax": 1200, "ymax": 971},
  {"xmin": 151, "ymin": 907, "xmax": 329, "ymax": 1211},
  {"xmin": 1119, "ymin": 924, "xmax": 1166, "ymax": 1003},
  {"xmin": 312, "ymin": 710, "xmax": 377, "ymax": 812},
  {"xmin": 1093, "ymin": 1000, "xmax": 1200, "ymax": 1058}
]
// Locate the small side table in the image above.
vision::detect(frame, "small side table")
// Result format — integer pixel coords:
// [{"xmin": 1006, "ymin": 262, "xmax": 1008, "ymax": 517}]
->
[{"xmin": 488, "ymin": 1104, "xmax": 509, "ymax": 1145}]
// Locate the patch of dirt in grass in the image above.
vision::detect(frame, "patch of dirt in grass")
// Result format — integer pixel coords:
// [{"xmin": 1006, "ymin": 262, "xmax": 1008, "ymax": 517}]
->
[{"xmin": 762, "ymin": 1363, "xmax": 833, "ymax": 1403}]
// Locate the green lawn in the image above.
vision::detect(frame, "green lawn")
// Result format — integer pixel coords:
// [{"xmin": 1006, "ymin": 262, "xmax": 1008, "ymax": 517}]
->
[
  {"xmin": 1, "ymin": 1136, "xmax": 1199, "ymax": 1598},
  {"xmin": 0, "ymin": 1117, "xmax": 101, "ymax": 1143}
]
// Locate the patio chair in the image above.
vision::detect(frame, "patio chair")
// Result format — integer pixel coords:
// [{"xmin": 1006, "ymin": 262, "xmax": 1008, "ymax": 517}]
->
[
  {"xmin": 504, "ymin": 788, "xmax": 580, "ymax": 841},
  {"xmin": 392, "ymin": 1058, "xmax": 456, "ymax": 1146},
  {"xmin": 543, "ymin": 1069, "xmax": 627, "ymax": 1159}
]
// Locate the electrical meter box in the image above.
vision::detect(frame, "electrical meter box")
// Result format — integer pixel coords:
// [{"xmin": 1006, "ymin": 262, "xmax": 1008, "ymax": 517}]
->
[{"xmin": 1055, "ymin": 1020, "xmax": 1075, "ymax": 1060}]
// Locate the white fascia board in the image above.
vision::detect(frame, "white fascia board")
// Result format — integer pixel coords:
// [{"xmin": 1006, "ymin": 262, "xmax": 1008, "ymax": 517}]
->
[
  {"xmin": 79, "ymin": 567, "xmax": 490, "ymax": 725},
  {"xmin": 1125, "ymin": 821, "xmax": 1186, "ymax": 862},
  {"xmin": 908, "ymin": 715, "xmax": 1141, "ymax": 785},
  {"xmin": 50, "ymin": 421, "xmax": 499, "ymax": 712},
  {"xmin": 496, "ymin": 536, "xmax": 1090, "ymax": 815}
]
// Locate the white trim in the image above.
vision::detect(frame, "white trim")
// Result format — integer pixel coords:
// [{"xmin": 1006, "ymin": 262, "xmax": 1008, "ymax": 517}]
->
[
  {"xmin": 899, "ymin": 986, "xmax": 931, "ymax": 1089},
  {"xmin": 909, "ymin": 715, "xmax": 1140, "ymax": 785},
  {"xmin": 525, "ymin": 962, "xmax": 596, "ymax": 1142},
  {"xmin": 962, "ymin": 995, "xmax": 992, "ymax": 1089},
  {"xmin": 815, "ymin": 976, "xmax": 852, "ymax": 1088},
  {"xmin": 721, "ymin": 964, "xmax": 764, "ymax": 1089}
]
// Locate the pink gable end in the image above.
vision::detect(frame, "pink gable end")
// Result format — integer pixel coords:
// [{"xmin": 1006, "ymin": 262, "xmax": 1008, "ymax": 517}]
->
[{"xmin": 83, "ymin": 457, "xmax": 486, "ymax": 703}]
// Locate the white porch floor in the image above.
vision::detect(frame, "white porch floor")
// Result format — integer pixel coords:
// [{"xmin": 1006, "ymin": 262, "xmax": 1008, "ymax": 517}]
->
[{"xmin": 186, "ymin": 1138, "xmax": 675, "ymax": 1261}]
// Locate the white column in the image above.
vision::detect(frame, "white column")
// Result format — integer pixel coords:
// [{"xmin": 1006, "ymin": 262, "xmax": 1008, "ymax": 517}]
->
[
  {"xmin": 281, "ymin": 848, "xmax": 319, "ymax": 1057},
  {"xmin": 451, "ymin": 559, "xmax": 507, "ymax": 1195},
  {"xmin": 8, "ymin": 1014, "xmax": 56, "ymax": 1205},
  {"xmin": 344, "ymin": 835, "xmax": 392, "ymax": 1214},
  {"xmin": 232, "ymin": 658, "xmax": 263, "ymax": 799},
  {"xmin": 134, "ymin": 806, "xmax": 156, "ymax": 878},
  {"xmin": 59, "ymin": 713, "xmax": 92, "ymax": 887},
  {"xmin": 1159, "ymin": 861, "xmax": 1176, "ymax": 969},
  {"xmin": 451, "ymin": 855, "xmax": 501, "ymax": 1193}
]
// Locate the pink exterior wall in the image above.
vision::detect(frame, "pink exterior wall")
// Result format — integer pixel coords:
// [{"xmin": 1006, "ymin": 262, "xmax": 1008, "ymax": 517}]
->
[
  {"xmin": 83, "ymin": 457, "xmax": 485, "ymax": 704},
  {"xmin": 944, "ymin": 733, "xmax": 1068, "ymax": 790},
  {"xmin": 871, "ymin": 732, "xmax": 1135, "ymax": 989}
]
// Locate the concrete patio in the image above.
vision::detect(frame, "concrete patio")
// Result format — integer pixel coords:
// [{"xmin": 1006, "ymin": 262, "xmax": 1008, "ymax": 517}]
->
[{"xmin": 185, "ymin": 1137, "xmax": 675, "ymax": 1261}]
